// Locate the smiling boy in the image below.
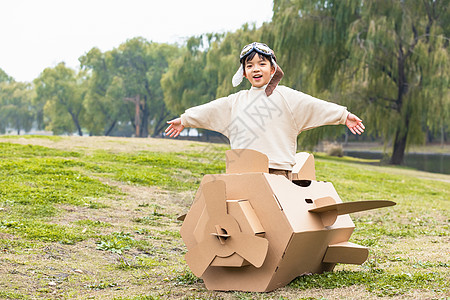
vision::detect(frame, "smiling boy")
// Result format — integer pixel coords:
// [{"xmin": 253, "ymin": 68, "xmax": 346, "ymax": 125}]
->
[{"xmin": 165, "ymin": 42, "xmax": 364, "ymax": 178}]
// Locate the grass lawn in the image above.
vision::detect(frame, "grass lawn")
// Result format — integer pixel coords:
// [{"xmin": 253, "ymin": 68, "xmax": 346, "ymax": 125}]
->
[{"xmin": 0, "ymin": 136, "xmax": 448, "ymax": 299}]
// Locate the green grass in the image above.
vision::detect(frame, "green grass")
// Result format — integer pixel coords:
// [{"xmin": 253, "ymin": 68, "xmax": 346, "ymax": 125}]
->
[
  {"xmin": 0, "ymin": 138, "xmax": 448, "ymax": 299},
  {"xmin": 289, "ymin": 269, "xmax": 447, "ymax": 297},
  {"xmin": 0, "ymin": 291, "xmax": 29, "ymax": 299},
  {"xmin": 0, "ymin": 219, "xmax": 88, "ymax": 244},
  {"xmin": 84, "ymin": 150, "xmax": 225, "ymax": 191},
  {"xmin": 0, "ymin": 144, "xmax": 120, "ymax": 245},
  {"xmin": 313, "ymin": 156, "xmax": 449, "ymax": 244}
]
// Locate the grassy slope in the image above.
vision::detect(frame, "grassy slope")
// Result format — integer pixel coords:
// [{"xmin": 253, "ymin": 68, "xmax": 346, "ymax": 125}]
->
[{"xmin": 0, "ymin": 136, "xmax": 448, "ymax": 299}]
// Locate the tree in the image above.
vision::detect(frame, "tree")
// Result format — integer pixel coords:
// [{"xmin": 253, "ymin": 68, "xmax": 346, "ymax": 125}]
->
[
  {"xmin": 269, "ymin": 0, "xmax": 360, "ymax": 92},
  {"xmin": 0, "ymin": 68, "xmax": 13, "ymax": 83},
  {"xmin": 112, "ymin": 38, "xmax": 179, "ymax": 137},
  {"xmin": 34, "ymin": 63, "xmax": 86, "ymax": 136},
  {"xmin": 0, "ymin": 81, "xmax": 35, "ymax": 134},
  {"xmin": 79, "ymin": 48, "xmax": 128, "ymax": 136},
  {"xmin": 161, "ymin": 35, "xmax": 219, "ymax": 115},
  {"xmin": 81, "ymin": 38, "xmax": 179, "ymax": 137},
  {"xmin": 269, "ymin": 0, "xmax": 449, "ymax": 164},
  {"xmin": 346, "ymin": 0, "xmax": 449, "ymax": 164}
]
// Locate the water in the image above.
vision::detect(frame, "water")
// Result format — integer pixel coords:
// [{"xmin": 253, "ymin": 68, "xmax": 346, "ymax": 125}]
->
[{"xmin": 343, "ymin": 151, "xmax": 450, "ymax": 175}]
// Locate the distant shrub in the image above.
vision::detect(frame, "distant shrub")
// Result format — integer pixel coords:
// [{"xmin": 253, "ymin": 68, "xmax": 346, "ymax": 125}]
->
[{"xmin": 326, "ymin": 143, "xmax": 344, "ymax": 157}]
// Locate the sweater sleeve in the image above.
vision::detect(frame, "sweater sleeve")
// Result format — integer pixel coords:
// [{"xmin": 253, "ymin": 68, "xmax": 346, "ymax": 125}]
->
[
  {"xmin": 180, "ymin": 95, "xmax": 233, "ymax": 137},
  {"xmin": 281, "ymin": 87, "xmax": 349, "ymax": 133}
]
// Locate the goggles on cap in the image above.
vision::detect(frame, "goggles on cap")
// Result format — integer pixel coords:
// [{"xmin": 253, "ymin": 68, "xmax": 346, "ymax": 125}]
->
[
  {"xmin": 232, "ymin": 42, "xmax": 284, "ymax": 97},
  {"xmin": 239, "ymin": 42, "xmax": 274, "ymax": 62}
]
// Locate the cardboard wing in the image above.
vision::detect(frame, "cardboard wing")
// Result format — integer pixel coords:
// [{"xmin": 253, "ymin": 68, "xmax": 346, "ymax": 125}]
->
[
  {"xmin": 310, "ymin": 199, "xmax": 396, "ymax": 214},
  {"xmin": 309, "ymin": 198, "xmax": 396, "ymax": 227}
]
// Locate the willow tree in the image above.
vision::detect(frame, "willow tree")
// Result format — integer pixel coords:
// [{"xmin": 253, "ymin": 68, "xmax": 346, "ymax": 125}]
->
[
  {"xmin": 346, "ymin": 0, "xmax": 449, "ymax": 164},
  {"xmin": 0, "ymin": 68, "xmax": 13, "ymax": 83},
  {"xmin": 80, "ymin": 47, "xmax": 128, "ymax": 136},
  {"xmin": 162, "ymin": 35, "xmax": 221, "ymax": 115},
  {"xmin": 82, "ymin": 38, "xmax": 178, "ymax": 137},
  {"xmin": 34, "ymin": 63, "xmax": 86, "ymax": 136},
  {"xmin": 269, "ymin": 0, "xmax": 449, "ymax": 164},
  {"xmin": 0, "ymin": 81, "xmax": 35, "ymax": 134}
]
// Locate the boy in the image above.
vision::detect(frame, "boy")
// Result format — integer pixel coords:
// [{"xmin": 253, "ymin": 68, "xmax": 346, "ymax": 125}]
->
[{"xmin": 165, "ymin": 42, "xmax": 364, "ymax": 178}]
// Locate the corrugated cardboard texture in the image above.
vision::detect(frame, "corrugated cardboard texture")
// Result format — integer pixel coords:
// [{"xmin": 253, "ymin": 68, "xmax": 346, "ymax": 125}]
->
[
  {"xmin": 184, "ymin": 173, "xmax": 293, "ymax": 291},
  {"xmin": 265, "ymin": 174, "xmax": 355, "ymax": 232},
  {"xmin": 211, "ymin": 199, "xmax": 265, "ymax": 267},
  {"xmin": 323, "ymin": 242, "xmax": 369, "ymax": 264},
  {"xmin": 309, "ymin": 200, "xmax": 396, "ymax": 215},
  {"xmin": 226, "ymin": 149, "xmax": 269, "ymax": 174},
  {"xmin": 184, "ymin": 180, "xmax": 269, "ymax": 277},
  {"xmin": 292, "ymin": 152, "xmax": 316, "ymax": 180}
]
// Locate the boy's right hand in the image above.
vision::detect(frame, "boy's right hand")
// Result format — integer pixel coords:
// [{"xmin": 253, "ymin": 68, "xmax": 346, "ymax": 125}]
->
[{"xmin": 165, "ymin": 118, "xmax": 185, "ymax": 138}]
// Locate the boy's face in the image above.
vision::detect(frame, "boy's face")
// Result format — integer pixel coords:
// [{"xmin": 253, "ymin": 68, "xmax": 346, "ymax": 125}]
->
[{"xmin": 243, "ymin": 54, "xmax": 275, "ymax": 88}]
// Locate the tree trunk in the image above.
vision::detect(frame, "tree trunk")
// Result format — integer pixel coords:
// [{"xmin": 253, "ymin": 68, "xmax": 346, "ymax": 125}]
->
[
  {"xmin": 72, "ymin": 117, "xmax": 83, "ymax": 136},
  {"xmin": 76, "ymin": 124, "xmax": 83, "ymax": 136},
  {"xmin": 390, "ymin": 44, "xmax": 411, "ymax": 165},
  {"xmin": 104, "ymin": 120, "xmax": 117, "ymax": 136},
  {"xmin": 68, "ymin": 109, "xmax": 83, "ymax": 136},
  {"xmin": 72, "ymin": 116, "xmax": 83, "ymax": 136},
  {"xmin": 390, "ymin": 109, "xmax": 410, "ymax": 165},
  {"xmin": 140, "ymin": 97, "xmax": 149, "ymax": 138},
  {"xmin": 390, "ymin": 127, "xmax": 408, "ymax": 165}
]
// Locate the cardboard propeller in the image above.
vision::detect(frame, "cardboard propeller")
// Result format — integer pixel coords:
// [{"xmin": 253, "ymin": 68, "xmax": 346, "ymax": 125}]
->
[
  {"xmin": 309, "ymin": 197, "xmax": 396, "ymax": 226},
  {"xmin": 184, "ymin": 180, "xmax": 269, "ymax": 277}
]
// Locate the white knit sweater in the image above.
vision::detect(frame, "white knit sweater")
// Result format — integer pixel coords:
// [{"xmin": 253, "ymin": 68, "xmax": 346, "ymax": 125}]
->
[{"xmin": 181, "ymin": 85, "xmax": 349, "ymax": 170}]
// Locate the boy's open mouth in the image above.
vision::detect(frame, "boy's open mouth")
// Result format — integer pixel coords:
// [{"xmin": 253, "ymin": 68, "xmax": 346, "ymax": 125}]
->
[{"xmin": 253, "ymin": 75, "xmax": 262, "ymax": 79}]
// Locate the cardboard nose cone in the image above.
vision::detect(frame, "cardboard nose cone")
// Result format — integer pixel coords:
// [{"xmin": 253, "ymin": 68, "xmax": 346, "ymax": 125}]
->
[{"xmin": 180, "ymin": 149, "xmax": 396, "ymax": 292}]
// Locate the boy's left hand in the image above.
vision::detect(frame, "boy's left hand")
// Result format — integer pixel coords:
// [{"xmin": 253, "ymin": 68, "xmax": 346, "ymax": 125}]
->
[
  {"xmin": 346, "ymin": 113, "xmax": 365, "ymax": 135},
  {"xmin": 165, "ymin": 118, "xmax": 185, "ymax": 138}
]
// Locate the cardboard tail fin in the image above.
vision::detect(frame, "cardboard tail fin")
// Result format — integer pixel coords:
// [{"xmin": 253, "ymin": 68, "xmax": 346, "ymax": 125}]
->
[{"xmin": 322, "ymin": 242, "xmax": 368, "ymax": 265}]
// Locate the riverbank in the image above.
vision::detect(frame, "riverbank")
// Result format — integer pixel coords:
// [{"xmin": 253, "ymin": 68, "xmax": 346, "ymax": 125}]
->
[{"xmin": 342, "ymin": 141, "xmax": 450, "ymax": 155}]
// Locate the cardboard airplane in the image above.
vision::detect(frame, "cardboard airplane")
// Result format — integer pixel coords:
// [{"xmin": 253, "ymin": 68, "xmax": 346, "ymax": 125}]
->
[{"xmin": 179, "ymin": 149, "xmax": 395, "ymax": 292}]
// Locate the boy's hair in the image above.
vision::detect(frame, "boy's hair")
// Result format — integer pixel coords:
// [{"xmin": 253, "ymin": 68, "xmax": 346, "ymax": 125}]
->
[{"xmin": 242, "ymin": 51, "xmax": 275, "ymax": 67}]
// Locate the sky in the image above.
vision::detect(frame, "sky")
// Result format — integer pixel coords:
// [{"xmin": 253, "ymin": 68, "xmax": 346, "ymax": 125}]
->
[{"xmin": 0, "ymin": 0, "xmax": 274, "ymax": 83}]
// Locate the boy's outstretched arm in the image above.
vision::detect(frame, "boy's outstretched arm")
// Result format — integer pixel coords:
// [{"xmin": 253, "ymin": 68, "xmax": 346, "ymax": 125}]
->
[
  {"xmin": 165, "ymin": 118, "xmax": 185, "ymax": 138},
  {"xmin": 346, "ymin": 113, "xmax": 365, "ymax": 135}
]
